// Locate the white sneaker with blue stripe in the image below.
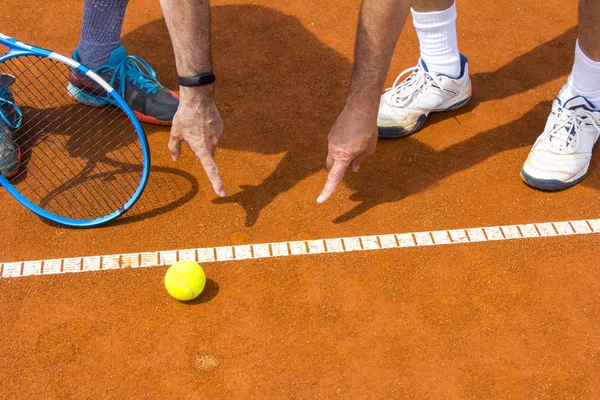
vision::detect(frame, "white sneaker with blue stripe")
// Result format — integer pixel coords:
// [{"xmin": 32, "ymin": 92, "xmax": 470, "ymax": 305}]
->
[
  {"xmin": 521, "ymin": 96, "xmax": 600, "ymax": 190},
  {"xmin": 377, "ymin": 55, "xmax": 472, "ymax": 138}
]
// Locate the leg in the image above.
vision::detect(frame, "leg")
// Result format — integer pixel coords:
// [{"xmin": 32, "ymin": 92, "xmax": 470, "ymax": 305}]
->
[
  {"xmin": 71, "ymin": 0, "xmax": 179, "ymax": 125},
  {"xmin": 411, "ymin": 0, "xmax": 454, "ymax": 12},
  {"xmin": 521, "ymin": 0, "xmax": 600, "ymax": 190},
  {"xmin": 78, "ymin": 0, "xmax": 130, "ymax": 70},
  {"xmin": 577, "ymin": 0, "xmax": 600, "ymax": 61},
  {"xmin": 411, "ymin": 0, "xmax": 461, "ymax": 77},
  {"xmin": 557, "ymin": 0, "xmax": 600, "ymax": 103},
  {"xmin": 377, "ymin": 0, "xmax": 471, "ymax": 138}
]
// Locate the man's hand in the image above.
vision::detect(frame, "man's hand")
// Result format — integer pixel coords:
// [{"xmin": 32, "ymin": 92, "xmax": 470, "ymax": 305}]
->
[
  {"xmin": 317, "ymin": 104, "xmax": 378, "ymax": 204},
  {"xmin": 169, "ymin": 86, "xmax": 225, "ymax": 197}
]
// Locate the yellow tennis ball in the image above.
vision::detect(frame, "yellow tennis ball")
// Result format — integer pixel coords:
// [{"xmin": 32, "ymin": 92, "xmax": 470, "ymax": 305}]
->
[{"xmin": 164, "ymin": 260, "xmax": 206, "ymax": 301}]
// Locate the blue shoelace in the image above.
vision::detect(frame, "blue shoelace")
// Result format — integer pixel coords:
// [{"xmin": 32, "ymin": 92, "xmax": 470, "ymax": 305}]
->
[
  {"xmin": 0, "ymin": 89, "xmax": 22, "ymax": 135},
  {"xmin": 96, "ymin": 55, "xmax": 161, "ymax": 96}
]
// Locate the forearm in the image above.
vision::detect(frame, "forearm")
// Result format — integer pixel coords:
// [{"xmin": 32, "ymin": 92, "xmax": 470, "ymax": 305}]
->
[
  {"xmin": 347, "ymin": 0, "xmax": 411, "ymax": 114},
  {"xmin": 159, "ymin": 0, "xmax": 212, "ymax": 75},
  {"xmin": 159, "ymin": 0, "xmax": 214, "ymax": 100}
]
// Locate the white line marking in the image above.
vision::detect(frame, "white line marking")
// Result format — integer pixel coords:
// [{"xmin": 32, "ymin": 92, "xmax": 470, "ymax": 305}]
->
[
  {"xmin": 431, "ymin": 230, "xmax": 452, "ymax": 245},
  {"xmin": 588, "ymin": 220, "xmax": 600, "ymax": 232},
  {"xmin": 379, "ymin": 234, "xmax": 397, "ymax": 249},
  {"xmin": 307, "ymin": 240, "xmax": 326, "ymax": 254},
  {"xmin": 343, "ymin": 237, "xmax": 362, "ymax": 251},
  {"xmin": 325, "ymin": 238, "xmax": 344, "ymax": 252},
  {"xmin": 43, "ymin": 259, "xmax": 62, "ymax": 275},
  {"xmin": 23, "ymin": 260, "xmax": 42, "ymax": 276},
  {"xmin": 537, "ymin": 223, "xmax": 557, "ymax": 236},
  {"xmin": 252, "ymin": 244, "xmax": 271, "ymax": 259},
  {"xmin": 216, "ymin": 246, "xmax": 234, "ymax": 261},
  {"xmin": 197, "ymin": 248, "xmax": 215, "ymax": 263},
  {"xmin": 271, "ymin": 242, "xmax": 290, "ymax": 257},
  {"xmin": 233, "ymin": 245, "xmax": 253, "ymax": 260},
  {"xmin": 2, "ymin": 218, "xmax": 599, "ymax": 279}
]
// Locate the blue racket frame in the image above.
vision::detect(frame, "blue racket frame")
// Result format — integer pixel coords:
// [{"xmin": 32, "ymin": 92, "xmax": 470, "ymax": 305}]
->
[{"xmin": 0, "ymin": 33, "xmax": 151, "ymax": 227}]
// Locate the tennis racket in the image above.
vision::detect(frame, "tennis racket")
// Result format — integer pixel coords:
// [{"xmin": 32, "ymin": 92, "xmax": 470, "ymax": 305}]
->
[{"xmin": 0, "ymin": 33, "xmax": 150, "ymax": 227}]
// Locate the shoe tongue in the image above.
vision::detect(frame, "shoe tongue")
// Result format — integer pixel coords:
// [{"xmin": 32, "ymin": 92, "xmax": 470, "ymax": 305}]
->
[
  {"xmin": 419, "ymin": 58, "xmax": 429, "ymax": 72},
  {"xmin": 562, "ymin": 96, "xmax": 596, "ymax": 111},
  {"xmin": 106, "ymin": 46, "xmax": 127, "ymax": 66}
]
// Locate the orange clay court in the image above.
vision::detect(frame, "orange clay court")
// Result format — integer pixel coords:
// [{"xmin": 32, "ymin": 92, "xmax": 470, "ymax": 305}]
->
[{"xmin": 2, "ymin": 0, "xmax": 600, "ymax": 398}]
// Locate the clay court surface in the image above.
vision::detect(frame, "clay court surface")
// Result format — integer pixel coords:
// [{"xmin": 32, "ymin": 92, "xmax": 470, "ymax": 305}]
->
[{"xmin": 2, "ymin": 0, "xmax": 600, "ymax": 397}]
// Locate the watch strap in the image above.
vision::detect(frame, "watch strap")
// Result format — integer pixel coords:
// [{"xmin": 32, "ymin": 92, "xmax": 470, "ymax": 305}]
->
[{"xmin": 178, "ymin": 72, "xmax": 216, "ymax": 87}]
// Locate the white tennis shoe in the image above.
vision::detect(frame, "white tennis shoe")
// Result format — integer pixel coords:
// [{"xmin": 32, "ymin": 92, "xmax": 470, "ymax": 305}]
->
[
  {"xmin": 377, "ymin": 55, "xmax": 472, "ymax": 138},
  {"xmin": 521, "ymin": 96, "xmax": 600, "ymax": 190}
]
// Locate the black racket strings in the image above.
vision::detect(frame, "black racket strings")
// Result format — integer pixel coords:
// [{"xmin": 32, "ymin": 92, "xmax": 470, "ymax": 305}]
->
[
  {"xmin": 0, "ymin": 55, "xmax": 145, "ymax": 220},
  {"xmin": 9, "ymin": 56, "xmax": 141, "ymax": 218}
]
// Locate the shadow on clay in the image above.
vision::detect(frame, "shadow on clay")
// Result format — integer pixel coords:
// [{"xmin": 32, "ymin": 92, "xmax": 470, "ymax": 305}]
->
[{"xmin": 122, "ymin": 7, "xmax": 582, "ymax": 226}]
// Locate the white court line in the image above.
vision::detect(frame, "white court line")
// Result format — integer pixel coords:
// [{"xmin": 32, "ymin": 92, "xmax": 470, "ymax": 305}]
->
[{"xmin": 1, "ymin": 218, "xmax": 598, "ymax": 279}]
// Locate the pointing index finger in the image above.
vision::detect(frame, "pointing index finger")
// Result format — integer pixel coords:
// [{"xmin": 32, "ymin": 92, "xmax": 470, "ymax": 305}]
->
[
  {"xmin": 195, "ymin": 149, "xmax": 225, "ymax": 197},
  {"xmin": 316, "ymin": 159, "xmax": 350, "ymax": 204}
]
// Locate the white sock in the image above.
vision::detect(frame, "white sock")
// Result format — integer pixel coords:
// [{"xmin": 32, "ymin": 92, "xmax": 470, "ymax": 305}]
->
[
  {"xmin": 558, "ymin": 40, "xmax": 600, "ymax": 107},
  {"xmin": 411, "ymin": 3, "xmax": 461, "ymax": 78}
]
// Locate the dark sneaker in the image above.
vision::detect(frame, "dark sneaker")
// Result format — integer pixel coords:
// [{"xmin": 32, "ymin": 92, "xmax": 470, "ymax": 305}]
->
[
  {"xmin": 68, "ymin": 46, "xmax": 179, "ymax": 125},
  {"xmin": 0, "ymin": 73, "xmax": 22, "ymax": 179}
]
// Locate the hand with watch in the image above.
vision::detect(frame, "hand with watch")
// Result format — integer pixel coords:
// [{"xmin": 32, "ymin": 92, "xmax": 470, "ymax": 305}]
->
[
  {"xmin": 168, "ymin": 71, "xmax": 226, "ymax": 197},
  {"xmin": 159, "ymin": 0, "xmax": 227, "ymax": 198}
]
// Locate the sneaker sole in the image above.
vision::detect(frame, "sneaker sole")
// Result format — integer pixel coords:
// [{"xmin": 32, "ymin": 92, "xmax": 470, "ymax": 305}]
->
[
  {"xmin": 68, "ymin": 84, "xmax": 174, "ymax": 126},
  {"xmin": 520, "ymin": 167, "xmax": 588, "ymax": 191},
  {"xmin": 67, "ymin": 83, "xmax": 112, "ymax": 107},
  {"xmin": 1, "ymin": 147, "xmax": 21, "ymax": 180},
  {"xmin": 378, "ymin": 96, "xmax": 472, "ymax": 139},
  {"xmin": 134, "ymin": 112, "xmax": 173, "ymax": 126}
]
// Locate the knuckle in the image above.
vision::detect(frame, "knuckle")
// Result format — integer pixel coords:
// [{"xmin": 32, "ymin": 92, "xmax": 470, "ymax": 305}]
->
[{"xmin": 207, "ymin": 165, "xmax": 220, "ymax": 176}]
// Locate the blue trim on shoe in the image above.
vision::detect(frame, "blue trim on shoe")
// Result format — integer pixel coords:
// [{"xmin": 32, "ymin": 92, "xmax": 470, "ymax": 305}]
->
[
  {"xmin": 73, "ymin": 46, "xmax": 162, "ymax": 97},
  {"xmin": 520, "ymin": 167, "xmax": 587, "ymax": 191},
  {"xmin": 0, "ymin": 89, "xmax": 22, "ymax": 130},
  {"xmin": 559, "ymin": 95, "xmax": 598, "ymax": 112},
  {"xmin": 66, "ymin": 83, "xmax": 111, "ymax": 107},
  {"xmin": 441, "ymin": 95, "xmax": 471, "ymax": 111},
  {"xmin": 378, "ymin": 114, "xmax": 428, "ymax": 139},
  {"xmin": 435, "ymin": 54, "xmax": 469, "ymax": 79}
]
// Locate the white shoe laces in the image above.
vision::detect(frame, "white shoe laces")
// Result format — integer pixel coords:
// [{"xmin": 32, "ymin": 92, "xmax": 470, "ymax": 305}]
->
[
  {"xmin": 389, "ymin": 65, "xmax": 439, "ymax": 106},
  {"xmin": 539, "ymin": 103, "xmax": 600, "ymax": 154}
]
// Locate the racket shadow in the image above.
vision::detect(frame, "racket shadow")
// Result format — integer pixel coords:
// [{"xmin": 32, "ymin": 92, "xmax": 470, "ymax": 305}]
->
[
  {"xmin": 7, "ymin": 102, "xmax": 147, "ymax": 220},
  {"xmin": 38, "ymin": 165, "xmax": 199, "ymax": 228}
]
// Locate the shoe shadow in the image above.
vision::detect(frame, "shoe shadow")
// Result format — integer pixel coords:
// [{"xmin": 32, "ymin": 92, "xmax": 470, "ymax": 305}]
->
[
  {"xmin": 426, "ymin": 26, "xmax": 577, "ymax": 126},
  {"xmin": 334, "ymin": 102, "xmax": 550, "ymax": 223},
  {"xmin": 122, "ymin": 7, "xmax": 579, "ymax": 226}
]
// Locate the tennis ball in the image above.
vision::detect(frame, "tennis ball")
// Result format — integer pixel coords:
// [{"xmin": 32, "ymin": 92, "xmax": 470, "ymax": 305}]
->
[{"xmin": 164, "ymin": 260, "xmax": 206, "ymax": 301}]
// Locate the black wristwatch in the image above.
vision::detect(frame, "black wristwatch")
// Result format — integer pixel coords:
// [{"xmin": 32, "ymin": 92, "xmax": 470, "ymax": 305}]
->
[{"xmin": 178, "ymin": 72, "xmax": 216, "ymax": 87}]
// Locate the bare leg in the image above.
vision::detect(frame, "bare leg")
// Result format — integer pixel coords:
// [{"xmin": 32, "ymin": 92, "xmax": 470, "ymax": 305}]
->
[
  {"xmin": 578, "ymin": 0, "xmax": 600, "ymax": 61},
  {"xmin": 411, "ymin": 0, "xmax": 454, "ymax": 12}
]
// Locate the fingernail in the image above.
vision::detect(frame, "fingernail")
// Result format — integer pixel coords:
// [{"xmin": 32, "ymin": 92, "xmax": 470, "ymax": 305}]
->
[{"xmin": 317, "ymin": 195, "xmax": 324, "ymax": 204}]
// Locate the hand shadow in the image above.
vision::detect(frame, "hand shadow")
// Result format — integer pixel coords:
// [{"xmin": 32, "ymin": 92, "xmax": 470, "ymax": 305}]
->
[
  {"xmin": 334, "ymin": 102, "xmax": 551, "ymax": 223},
  {"xmin": 122, "ymin": 7, "xmax": 580, "ymax": 226}
]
